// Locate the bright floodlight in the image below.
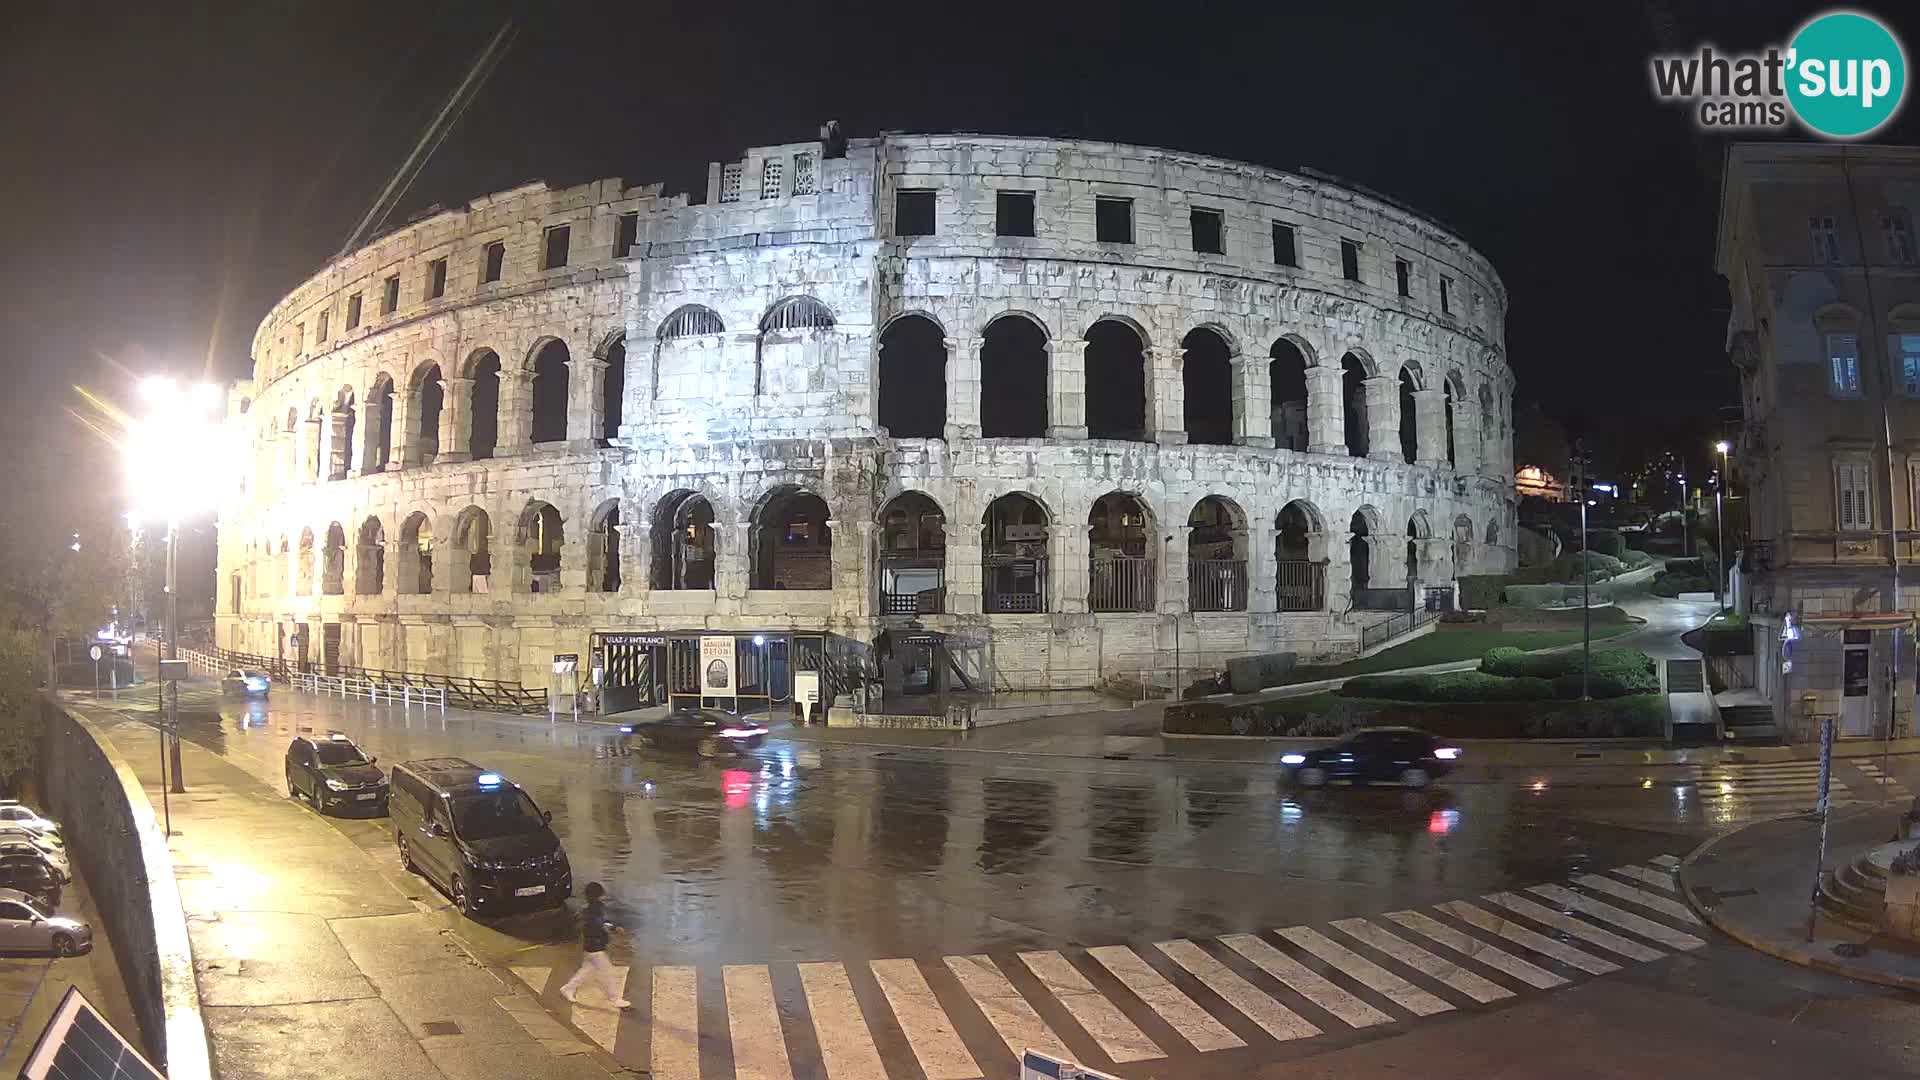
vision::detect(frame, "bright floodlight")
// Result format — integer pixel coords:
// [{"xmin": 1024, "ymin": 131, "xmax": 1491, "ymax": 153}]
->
[
  {"xmin": 1715, "ymin": 440, "xmax": 1731, "ymax": 454},
  {"xmin": 125, "ymin": 375, "xmax": 229, "ymax": 523}
]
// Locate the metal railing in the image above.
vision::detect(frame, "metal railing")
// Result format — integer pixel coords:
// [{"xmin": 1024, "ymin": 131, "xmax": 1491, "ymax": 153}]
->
[
  {"xmin": 1275, "ymin": 560, "xmax": 1326, "ymax": 612},
  {"xmin": 197, "ymin": 647, "xmax": 540, "ymax": 713},
  {"xmin": 288, "ymin": 670, "xmax": 448, "ymax": 710},
  {"xmin": 1187, "ymin": 559, "xmax": 1247, "ymax": 612},
  {"xmin": 881, "ymin": 588, "xmax": 946, "ymax": 615},
  {"xmin": 1359, "ymin": 606, "xmax": 1441, "ymax": 650},
  {"xmin": 1090, "ymin": 556, "xmax": 1155, "ymax": 613},
  {"xmin": 984, "ymin": 555, "xmax": 1047, "ymax": 614}
]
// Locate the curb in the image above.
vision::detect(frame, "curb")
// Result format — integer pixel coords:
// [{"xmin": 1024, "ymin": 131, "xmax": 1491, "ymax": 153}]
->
[{"xmin": 1677, "ymin": 808, "xmax": 1920, "ymax": 994}]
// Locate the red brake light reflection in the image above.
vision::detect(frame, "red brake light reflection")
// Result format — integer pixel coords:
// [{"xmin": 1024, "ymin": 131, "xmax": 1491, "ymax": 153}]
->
[{"xmin": 722, "ymin": 769, "xmax": 752, "ymax": 809}]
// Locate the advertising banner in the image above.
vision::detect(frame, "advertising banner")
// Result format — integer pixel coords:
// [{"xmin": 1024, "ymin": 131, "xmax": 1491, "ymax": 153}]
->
[{"xmin": 700, "ymin": 635, "xmax": 736, "ymax": 698}]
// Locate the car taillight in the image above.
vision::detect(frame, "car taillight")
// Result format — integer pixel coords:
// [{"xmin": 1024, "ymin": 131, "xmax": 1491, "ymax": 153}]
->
[{"xmin": 1435, "ymin": 746, "xmax": 1461, "ymax": 760}]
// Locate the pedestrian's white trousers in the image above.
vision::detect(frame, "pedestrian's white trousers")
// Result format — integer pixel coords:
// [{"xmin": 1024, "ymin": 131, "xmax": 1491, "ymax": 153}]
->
[{"xmin": 562, "ymin": 950, "xmax": 624, "ymax": 1003}]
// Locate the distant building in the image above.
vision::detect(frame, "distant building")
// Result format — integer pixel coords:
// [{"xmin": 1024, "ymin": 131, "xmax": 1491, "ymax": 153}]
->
[
  {"xmin": 1514, "ymin": 465, "xmax": 1567, "ymax": 502},
  {"xmin": 1719, "ymin": 142, "xmax": 1920, "ymax": 742}
]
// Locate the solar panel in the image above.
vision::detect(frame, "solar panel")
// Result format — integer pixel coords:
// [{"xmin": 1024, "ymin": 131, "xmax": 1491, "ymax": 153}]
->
[{"xmin": 17, "ymin": 986, "xmax": 164, "ymax": 1080}]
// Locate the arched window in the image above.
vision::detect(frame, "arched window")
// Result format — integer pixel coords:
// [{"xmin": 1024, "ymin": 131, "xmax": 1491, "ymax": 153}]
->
[
  {"xmin": 982, "ymin": 493, "xmax": 1050, "ymax": 613},
  {"xmin": 366, "ymin": 375, "xmax": 395, "ymax": 472},
  {"xmin": 1088, "ymin": 492, "xmax": 1155, "ymax": 612},
  {"xmin": 530, "ymin": 340, "xmax": 570, "ymax": 444},
  {"xmin": 600, "ymin": 339, "xmax": 625, "ymax": 441},
  {"xmin": 1269, "ymin": 339, "xmax": 1310, "ymax": 451},
  {"xmin": 879, "ymin": 492, "xmax": 946, "ymax": 614},
  {"xmin": 356, "ymin": 517, "xmax": 385, "ymax": 594},
  {"xmin": 1485, "ymin": 519, "xmax": 1501, "ymax": 546},
  {"xmin": 1182, "ymin": 328, "xmax": 1234, "ymax": 446},
  {"xmin": 1342, "ymin": 353, "xmax": 1370, "ymax": 457},
  {"xmin": 413, "ymin": 365, "xmax": 443, "ymax": 464},
  {"xmin": 650, "ymin": 492, "xmax": 715, "ymax": 590},
  {"xmin": 1453, "ymin": 514, "xmax": 1475, "ymax": 578},
  {"xmin": 757, "ymin": 297, "xmax": 836, "ymax": 397},
  {"xmin": 761, "ymin": 296, "xmax": 835, "ymax": 333},
  {"xmin": 1444, "ymin": 374, "xmax": 1461, "ymax": 467},
  {"xmin": 588, "ymin": 501, "xmax": 622, "ymax": 592},
  {"xmin": 752, "ymin": 487, "xmax": 832, "ymax": 590},
  {"xmin": 451, "ymin": 507, "xmax": 492, "ymax": 593},
  {"xmin": 877, "ymin": 315, "xmax": 946, "ymax": 438},
  {"xmin": 1398, "ymin": 367, "xmax": 1419, "ymax": 462},
  {"xmin": 659, "ymin": 305, "xmax": 724, "ymax": 340},
  {"xmin": 321, "ymin": 522, "xmax": 346, "ymax": 595},
  {"xmin": 329, "ymin": 388, "xmax": 356, "ymax": 480},
  {"xmin": 1275, "ymin": 501, "xmax": 1327, "ymax": 611},
  {"xmin": 297, "ymin": 529, "xmax": 315, "ymax": 596},
  {"xmin": 1479, "ymin": 383, "xmax": 1498, "ymax": 468},
  {"xmin": 399, "ymin": 513, "xmax": 433, "ymax": 594},
  {"xmin": 980, "ymin": 315, "xmax": 1048, "ymax": 437},
  {"xmin": 1086, "ymin": 320, "xmax": 1148, "ymax": 441},
  {"xmin": 1187, "ymin": 496, "xmax": 1247, "ymax": 611},
  {"xmin": 467, "ymin": 350, "xmax": 501, "ymax": 459},
  {"xmin": 520, "ymin": 502, "xmax": 564, "ymax": 592},
  {"xmin": 1348, "ymin": 509, "xmax": 1374, "ymax": 594},
  {"xmin": 307, "ymin": 402, "xmax": 325, "ymax": 480},
  {"xmin": 1406, "ymin": 511, "xmax": 1431, "ymax": 585}
]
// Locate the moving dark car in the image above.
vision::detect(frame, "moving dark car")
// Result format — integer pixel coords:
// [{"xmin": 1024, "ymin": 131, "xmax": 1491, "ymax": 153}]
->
[
  {"xmin": 1283, "ymin": 727, "xmax": 1461, "ymax": 789},
  {"xmin": 625, "ymin": 709, "xmax": 768, "ymax": 756},
  {"xmin": 0, "ymin": 856, "xmax": 61, "ymax": 909},
  {"xmin": 285, "ymin": 733, "xmax": 389, "ymax": 815},
  {"xmin": 389, "ymin": 758, "xmax": 571, "ymax": 916},
  {"xmin": 221, "ymin": 669, "xmax": 271, "ymax": 697}
]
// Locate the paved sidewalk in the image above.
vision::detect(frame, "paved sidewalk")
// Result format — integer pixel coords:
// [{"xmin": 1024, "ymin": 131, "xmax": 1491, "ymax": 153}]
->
[
  {"xmin": 1679, "ymin": 805, "xmax": 1920, "ymax": 992},
  {"xmin": 63, "ymin": 699, "xmax": 619, "ymax": 1080}
]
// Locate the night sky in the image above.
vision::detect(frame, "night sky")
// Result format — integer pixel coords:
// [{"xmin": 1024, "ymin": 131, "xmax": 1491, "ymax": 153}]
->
[{"xmin": 5, "ymin": 1, "xmax": 1917, "ymax": 519}]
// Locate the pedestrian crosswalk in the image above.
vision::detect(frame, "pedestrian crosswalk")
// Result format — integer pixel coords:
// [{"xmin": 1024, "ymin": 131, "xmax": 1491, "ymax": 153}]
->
[
  {"xmin": 1853, "ymin": 759, "xmax": 1915, "ymax": 802},
  {"xmin": 511, "ymin": 857, "xmax": 1715, "ymax": 1076},
  {"xmin": 1678, "ymin": 759, "xmax": 1854, "ymax": 821}
]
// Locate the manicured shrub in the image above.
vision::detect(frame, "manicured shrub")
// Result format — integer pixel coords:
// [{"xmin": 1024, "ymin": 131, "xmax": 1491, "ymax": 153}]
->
[{"xmin": 1458, "ymin": 575, "xmax": 1508, "ymax": 610}]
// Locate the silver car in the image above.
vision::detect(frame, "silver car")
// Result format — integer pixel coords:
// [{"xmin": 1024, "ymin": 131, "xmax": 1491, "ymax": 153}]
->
[{"xmin": 0, "ymin": 889, "xmax": 90, "ymax": 956}]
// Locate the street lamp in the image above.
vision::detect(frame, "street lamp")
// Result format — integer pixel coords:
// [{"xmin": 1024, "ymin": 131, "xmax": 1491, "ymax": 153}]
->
[
  {"xmin": 124, "ymin": 376, "xmax": 227, "ymax": 808},
  {"xmin": 1713, "ymin": 441, "xmax": 1731, "ymax": 607}
]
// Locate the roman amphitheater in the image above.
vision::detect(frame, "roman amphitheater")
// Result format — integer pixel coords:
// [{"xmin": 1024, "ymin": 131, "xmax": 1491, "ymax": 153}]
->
[{"xmin": 215, "ymin": 130, "xmax": 1515, "ymax": 717}]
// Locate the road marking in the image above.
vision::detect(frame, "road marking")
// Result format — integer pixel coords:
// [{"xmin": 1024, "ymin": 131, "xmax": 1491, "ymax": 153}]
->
[
  {"xmin": 511, "ymin": 965, "xmax": 551, "ymax": 994},
  {"xmin": 1277, "ymin": 926, "xmax": 1454, "ymax": 1016},
  {"xmin": 1484, "ymin": 892, "xmax": 1667, "ymax": 962},
  {"xmin": 1019, "ymin": 950, "xmax": 1163, "ymax": 1062},
  {"xmin": 1528, "ymin": 885, "xmax": 1707, "ymax": 951},
  {"xmin": 1438, "ymin": 901, "xmax": 1620, "ymax": 975},
  {"xmin": 1610, "ymin": 865, "xmax": 1679, "ymax": 892},
  {"xmin": 1152, "ymin": 940, "xmax": 1319, "ymax": 1042},
  {"xmin": 651, "ymin": 965, "xmax": 701, "ymax": 1080},
  {"xmin": 1218, "ymin": 933, "xmax": 1394, "ymax": 1028},
  {"xmin": 1086, "ymin": 945, "xmax": 1244, "ymax": 1052},
  {"xmin": 869, "ymin": 959, "xmax": 980, "ymax": 1080},
  {"xmin": 568, "ymin": 963, "xmax": 629, "ymax": 1053},
  {"xmin": 946, "ymin": 954, "xmax": 1071, "ymax": 1061},
  {"xmin": 1384, "ymin": 910, "xmax": 1567, "ymax": 990},
  {"xmin": 725, "ymin": 964, "xmax": 795, "ymax": 1080},
  {"xmin": 798, "ymin": 962, "xmax": 887, "ymax": 1080},
  {"xmin": 1574, "ymin": 874, "xmax": 1702, "ymax": 924},
  {"xmin": 1330, "ymin": 918, "xmax": 1513, "ymax": 1004},
  {"xmin": 1650, "ymin": 854, "xmax": 1681, "ymax": 868}
]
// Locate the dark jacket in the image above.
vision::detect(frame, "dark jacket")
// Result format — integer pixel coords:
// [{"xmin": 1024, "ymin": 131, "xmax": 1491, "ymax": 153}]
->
[{"xmin": 581, "ymin": 899, "xmax": 610, "ymax": 953}]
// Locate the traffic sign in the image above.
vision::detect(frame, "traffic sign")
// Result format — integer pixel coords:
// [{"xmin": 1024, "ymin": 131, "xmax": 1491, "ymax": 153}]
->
[{"xmin": 88, "ymin": 645, "xmax": 102, "ymax": 662}]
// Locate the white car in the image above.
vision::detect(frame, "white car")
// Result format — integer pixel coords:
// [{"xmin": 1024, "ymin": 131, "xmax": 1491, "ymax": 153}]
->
[
  {"xmin": 0, "ymin": 889, "xmax": 90, "ymax": 956},
  {"xmin": 0, "ymin": 825, "xmax": 60, "ymax": 852},
  {"xmin": 0, "ymin": 841, "xmax": 68, "ymax": 883},
  {"xmin": 0, "ymin": 804, "xmax": 60, "ymax": 842}
]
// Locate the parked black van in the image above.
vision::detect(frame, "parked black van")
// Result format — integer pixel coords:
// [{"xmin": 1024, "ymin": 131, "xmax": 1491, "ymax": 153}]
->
[{"xmin": 389, "ymin": 757, "xmax": 571, "ymax": 915}]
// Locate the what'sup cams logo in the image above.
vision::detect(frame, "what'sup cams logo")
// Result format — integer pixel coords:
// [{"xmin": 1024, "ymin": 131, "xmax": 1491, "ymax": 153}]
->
[{"xmin": 1650, "ymin": 10, "xmax": 1907, "ymax": 138}]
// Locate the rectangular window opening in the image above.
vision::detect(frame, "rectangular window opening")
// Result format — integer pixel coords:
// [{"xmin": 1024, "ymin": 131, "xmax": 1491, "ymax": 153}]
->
[
  {"xmin": 382, "ymin": 275, "xmax": 400, "ymax": 315},
  {"xmin": 542, "ymin": 225, "xmax": 570, "ymax": 270},
  {"xmin": 345, "ymin": 293, "xmax": 362, "ymax": 331},
  {"xmin": 481, "ymin": 241, "xmax": 505, "ymax": 284},
  {"xmin": 1837, "ymin": 460, "xmax": 1873, "ymax": 532},
  {"xmin": 1190, "ymin": 208, "xmax": 1224, "ymax": 255},
  {"xmin": 1440, "ymin": 275, "xmax": 1452, "ymax": 314},
  {"xmin": 895, "ymin": 189, "xmax": 936, "ymax": 237},
  {"xmin": 1884, "ymin": 213, "xmax": 1915, "ymax": 265},
  {"xmin": 791, "ymin": 153, "xmax": 816, "ymax": 196},
  {"xmin": 1901, "ymin": 333, "xmax": 1920, "ymax": 396},
  {"xmin": 760, "ymin": 158, "xmax": 784, "ymax": 200},
  {"xmin": 316, "ymin": 310, "xmax": 330, "ymax": 343},
  {"xmin": 615, "ymin": 212, "xmax": 639, "ymax": 257},
  {"xmin": 1395, "ymin": 258, "xmax": 1412, "ymax": 297},
  {"xmin": 1340, "ymin": 239, "xmax": 1362, "ymax": 282},
  {"xmin": 1810, "ymin": 215, "xmax": 1842, "ymax": 264},
  {"xmin": 1272, "ymin": 222, "xmax": 1297, "ymax": 267},
  {"xmin": 996, "ymin": 191, "xmax": 1036, "ymax": 237},
  {"xmin": 1096, "ymin": 196, "xmax": 1133, "ymax": 244},
  {"xmin": 428, "ymin": 258, "xmax": 448, "ymax": 299},
  {"xmin": 1827, "ymin": 332, "xmax": 1862, "ymax": 396}
]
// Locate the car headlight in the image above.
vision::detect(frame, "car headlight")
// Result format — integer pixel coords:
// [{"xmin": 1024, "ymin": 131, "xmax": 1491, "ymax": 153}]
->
[
  {"xmin": 324, "ymin": 778, "xmax": 348, "ymax": 791},
  {"xmin": 472, "ymin": 857, "xmax": 512, "ymax": 871},
  {"xmin": 1281, "ymin": 753, "xmax": 1307, "ymax": 766}
]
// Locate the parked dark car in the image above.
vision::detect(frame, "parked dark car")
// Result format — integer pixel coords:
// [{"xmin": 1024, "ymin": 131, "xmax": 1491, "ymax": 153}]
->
[
  {"xmin": 626, "ymin": 709, "xmax": 768, "ymax": 756},
  {"xmin": 1283, "ymin": 727, "xmax": 1461, "ymax": 789},
  {"xmin": 221, "ymin": 669, "xmax": 272, "ymax": 698},
  {"xmin": 0, "ymin": 856, "xmax": 61, "ymax": 909},
  {"xmin": 285, "ymin": 733, "xmax": 388, "ymax": 815},
  {"xmin": 389, "ymin": 758, "xmax": 571, "ymax": 916}
]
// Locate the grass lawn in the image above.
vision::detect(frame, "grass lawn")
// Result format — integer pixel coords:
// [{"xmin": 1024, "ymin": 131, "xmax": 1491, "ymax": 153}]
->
[{"xmin": 1280, "ymin": 623, "xmax": 1637, "ymax": 684}]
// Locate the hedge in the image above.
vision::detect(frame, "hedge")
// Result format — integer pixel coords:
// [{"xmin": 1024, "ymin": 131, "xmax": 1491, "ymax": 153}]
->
[
  {"xmin": 1480, "ymin": 646, "xmax": 1658, "ymax": 693},
  {"xmin": 1652, "ymin": 570, "xmax": 1715, "ymax": 597},
  {"xmin": 1163, "ymin": 693, "xmax": 1668, "ymax": 740},
  {"xmin": 1343, "ymin": 670, "xmax": 1555, "ymax": 702}
]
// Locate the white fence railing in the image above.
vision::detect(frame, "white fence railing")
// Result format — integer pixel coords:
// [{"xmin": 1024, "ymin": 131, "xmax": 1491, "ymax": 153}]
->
[{"xmin": 178, "ymin": 647, "xmax": 446, "ymax": 711}]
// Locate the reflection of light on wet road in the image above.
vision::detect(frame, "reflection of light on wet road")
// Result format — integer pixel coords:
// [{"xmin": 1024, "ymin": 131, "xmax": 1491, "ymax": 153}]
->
[
  {"xmin": 1529, "ymin": 780, "xmax": 1548, "ymax": 794},
  {"xmin": 1427, "ymin": 809, "xmax": 1460, "ymax": 834},
  {"xmin": 722, "ymin": 769, "xmax": 752, "ymax": 809}
]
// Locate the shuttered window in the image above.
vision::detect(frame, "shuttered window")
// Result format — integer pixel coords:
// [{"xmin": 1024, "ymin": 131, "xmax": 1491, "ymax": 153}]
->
[{"xmin": 1836, "ymin": 460, "xmax": 1873, "ymax": 532}]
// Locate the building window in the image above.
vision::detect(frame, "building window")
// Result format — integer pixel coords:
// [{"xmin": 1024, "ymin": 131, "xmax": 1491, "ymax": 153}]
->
[
  {"xmin": 428, "ymin": 258, "xmax": 448, "ymax": 299},
  {"xmin": 542, "ymin": 225, "xmax": 570, "ymax": 270},
  {"xmin": 1272, "ymin": 222, "xmax": 1298, "ymax": 267},
  {"xmin": 1899, "ymin": 333, "xmax": 1920, "ymax": 396},
  {"xmin": 1340, "ymin": 239, "xmax": 1362, "ymax": 282},
  {"xmin": 481, "ymin": 241, "xmax": 505, "ymax": 284},
  {"xmin": 615, "ymin": 212, "xmax": 639, "ymax": 257},
  {"xmin": 1883, "ymin": 213, "xmax": 1915, "ymax": 264},
  {"xmin": 1095, "ymin": 196, "xmax": 1133, "ymax": 244},
  {"xmin": 719, "ymin": 163, "xmax": 743, "ymax": 204},
  {"xmin": 760, "ymin": 158, "xmax": 784, "ymax": 199},
  {"xmin": 295, "ymin": 322, "xmax": 305, "ymax": 352},
  {"xmin": 316, "ymin": 310, "xmax": 330, "ymax": 343},
  {"xmin": 1810, "ymin": 215, "xmax": 1842, "ymax": 264},
  {"xmin": 1828, "ymin": 332, "xmax": 1862, "ymax": 396},
  {"xmin": 1395, "ymin": 258, "xmax": 1412, "ymax": 297},
  {"xmin": 1837, "ymin": 460, "xmax": 1873, "ymax": 531},
  {"xmin": 895, "ymin": 189, "xmax": 936, "ymax": 237},
  {"xmin": 996, "ymin": 191, "xmax": 1035, "ymax": 237},
  {"xmin": 1190, "ymin": 208, "xmax": 1224, "ymax": 255},
  {"xmin": 1440, "ymin": 275, "xmax": 1452, "ymax": 314},
  {"xmin": 791, "ymin": 153, "xmax": 816, "ymax": 196},
  {"xmin": 382, "ymin": 275, "xmax": 400, "ymax": 315},
  {"xmin": 345, "ymin": 293, "xmax": 362, "ymax": 331}
]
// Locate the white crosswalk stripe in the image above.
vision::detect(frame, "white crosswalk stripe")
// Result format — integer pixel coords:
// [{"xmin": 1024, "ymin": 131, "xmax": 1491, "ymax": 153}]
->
[
  {"xmin": 1485, "ymin": 892, "xmax": 1668, "ymax": 962},
  {"xmin": 1651, "ymin": 854, "xmax": 1681, "ymax": 868},
  {"xmin": 1153, "ymin": 939, "xmax": 1320, "ymax": 1043},
  {"xmin": 1609, "ymin": 864, "xmax": 1679, "ymax": 892},
  {"xmin": 1384, "ymin": 910, "xmax": 1568, "ymax": 990},
  {"xmin": 946, "ymin": 954, "xmax": 1072, "ymax": 1061},
  {"xmin": 1439, "ymin": 900, "xmax": 1621, "ymax": 975},
  {"xmin": 1275, "ymin": 926, "xmax": 1453, "ymax": 1016},
  {"xmin": 1573, "ymin": 873, "xmax": 1702, "ymax": 924},
  {"xmin": 1086, "ymin": 945, "xmax": 1245, "ymax": 1052},
  {"xmin": 1219, "ymin": 933, "xmax": 1395, "ymax": 1028},
  {"xmin": 1330, "ymin": 918, "xmax": 1513, "ymax": 1003},
  {"xmin": 651, "ymin": 966, "xmax": 701, "ymax": 1080},
  {"xmin": 568, "ymin": 962, "xmax": 629, "ymax": 1054},
  {"xmin": 1527, "ymin": 885, "xmax": 1707, "ymax": 951},
  {"xmin": 1019, "ymin": 950, "xmax": 1163, "ymax": 1062},
  {"xmin": 869, "ymin": 958, "xmax": 981, "ymax": 1080},
  {"xmin": 725, "ymin": 964, "xmax": 796, "ymax": 1080},
  {"xmin": 798, "ymin": 962, "xmax": 887, "ymax": 1079}
]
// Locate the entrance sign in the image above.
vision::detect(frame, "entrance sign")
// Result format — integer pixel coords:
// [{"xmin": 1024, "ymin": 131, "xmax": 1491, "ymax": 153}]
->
[
  {"xmin": 794, "ymin": 670, "xmax": 820, "ymax": 723},
  {"xmin": 700, "ymin": 635, "xmax": 736, "ymax": 697},
  {"xmin": 553, "ymin": 653, "xmax": 579, "ymax": 675}
]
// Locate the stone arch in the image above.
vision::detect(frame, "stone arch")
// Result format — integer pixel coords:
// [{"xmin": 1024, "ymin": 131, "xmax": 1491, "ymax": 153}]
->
[
  {"xmin": 408, "ymin": 361, "xmax": 444, "ymax": 464},
  {"xmin": 517, "ymin": 500, "xmax": 565, "ymax": 593},
  {"xmin": 296, "ymin": 527, "xmax": 315, "ymax": 596},
  {"xmin": 1347, "ymin": 508, "xmax": 1375, "ymax": 594},
  {"xmin": 751, "ymin": 485, "xmax": 833, "ymax": 591},
  {"xmin": 1188, "ymin": 495, "xmax": 1248, "ymax": 612},
  {"xmin": 398, "ymin": 511, "xmax": 434, "ymax": 594},
  {"xmin": 650, "ymin": 490, "xmax": 716, "ymax": 590},
  {"xmin": 588, "ymin": 499, "xmax": 622, "ymax": 593},
  {"xmin": 982, "ymin": 491, "xmax": 1051, "ymax": 613},
  {"xmin": 1085, "ymin": 318, "xmax": 1148, "ymax": 441},
  {"xmin": 1408, "ymin": 509, "xmax": 1432, "ymax": 540},
  {"xmin": 1406, "ymin": 510, "xmax": 1434, "ymax": 585},
  {"xmin": 1444, "ymin": 370, "xmax": 1464, "ymax": 468},
  {"xmin": 365, "ymin": 373, "xmax": 395, "ymax": 472},
  {"xmin": 658, "ymin": 304, "xmax": 724, "ymax": 340},
  {"xmin": 599, "ymin": 336, "xmax": 626, "ymax": 441},
  {"xmin": 355, "ymin": 516, "xmax": 386, "ymax": 594},
  {"xmin": 464, "ymin": 349, "xmax": 501, "ymax": 459},
  {"xmin": 1269, "ymin": 337, "xmax": 1311, "ymax": 451},
  {"xmin": 877, "ymin": 313, "xmax": 947, "ymax": 438},
  {"xmin": 878, "ymin": 491, "xmax": 946, "ymax": 614},
  {"xmin": 1398, "ymin": 366, "xmax": 1419, "ymax": 462},
  {"xmin": 1088, "ymin": 491, "xmax": 1156, "ymax": 612},
  {"xmin": 321, "ymin": 522, "xmax": 346, "ymax": 595},
  {"xmin": 1485, "ymin": 519, "xmax": 1500, "ymax": 546},
  {"xmin": 980, "ymin": 313, "xmax": 1049, "ymax": 437},
  {"xmin": 1341, "ymin": 352, "xmax": 1370, "ymax": 457},
  {"xmin": 757, "ymin": 297, "xmax": 837, "ymax": 397},
  {"xmin": 306, "ymin": 399, "xmax": 325, "ymax": 480},
  {"xmin": 1478, "ymin": 382, "xmax": 1497, "ymax": 467},
  {"xmin": 1452, "ymin": 513, "xmax": 1475, "ymax": 577},
  {"xmin": 449, "ymin": 506, "xmax": 492, "ymax": 593},
  {"xmin": 528, "ymin": 338, "xmax": 570, "ymax": 443},
  {"xmin": 1275, "ymin": 499, "xmax": 1328, "ymax": 611},
  {"xmin": 328, "ymin": 385, "xmax": 357, "ymax": 481},
  {"xmin": 1182, "ymin": 326, "xmax": 1234, "ymax": 446}
]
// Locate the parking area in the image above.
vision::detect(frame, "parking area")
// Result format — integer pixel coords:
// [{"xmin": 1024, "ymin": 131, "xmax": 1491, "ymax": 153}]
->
[{"xmin": 0, "ymin": 865, "xmax": 139, "ymax": 1072}]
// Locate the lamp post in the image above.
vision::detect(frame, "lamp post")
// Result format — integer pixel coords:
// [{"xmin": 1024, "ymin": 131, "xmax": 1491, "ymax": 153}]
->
[
  {"xmin": 1714, "ymin": 441, "xmax": 1731, "ymax": 606},
  {"xmin": 1572, "ymin": 439, "xmax": 1593, "ymax": 700}
]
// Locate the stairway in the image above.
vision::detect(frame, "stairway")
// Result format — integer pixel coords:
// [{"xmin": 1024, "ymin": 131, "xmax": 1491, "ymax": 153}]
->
[
  {"xmin": 1665, "ymin": 658, "xmax": 1706, "ymax": 693},
  {"xmin": 1819, "ymin": 850, "xmax": 1889, "ymax": 929},
  {"xmin": 1720, "ymin": 704, "xmax": 1780, "ymax": 742}
]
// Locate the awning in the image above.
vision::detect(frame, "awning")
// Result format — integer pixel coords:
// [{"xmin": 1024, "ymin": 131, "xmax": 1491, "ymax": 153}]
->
[{"xmin": 1797, "ymin": 613, "xmax": 1918, "ymax": 632}]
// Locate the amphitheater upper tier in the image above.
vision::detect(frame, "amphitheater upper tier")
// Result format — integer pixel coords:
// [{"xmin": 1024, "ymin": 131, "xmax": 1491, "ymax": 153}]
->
[{"xmin": 217, "ymin": 131, "xmax": 1517, "ymax": 704}]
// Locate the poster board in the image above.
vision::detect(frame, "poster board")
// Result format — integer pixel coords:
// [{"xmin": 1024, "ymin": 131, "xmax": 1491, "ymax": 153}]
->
[{"xmin": 700, "ymin": 635, "xmax": 736, "ymax": 698}]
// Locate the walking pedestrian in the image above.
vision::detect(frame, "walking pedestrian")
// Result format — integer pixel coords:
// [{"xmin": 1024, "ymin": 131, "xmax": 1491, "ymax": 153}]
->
[{"xmin": 560, "ymin": 882, "xmax": 631, "ymax": 1008}]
